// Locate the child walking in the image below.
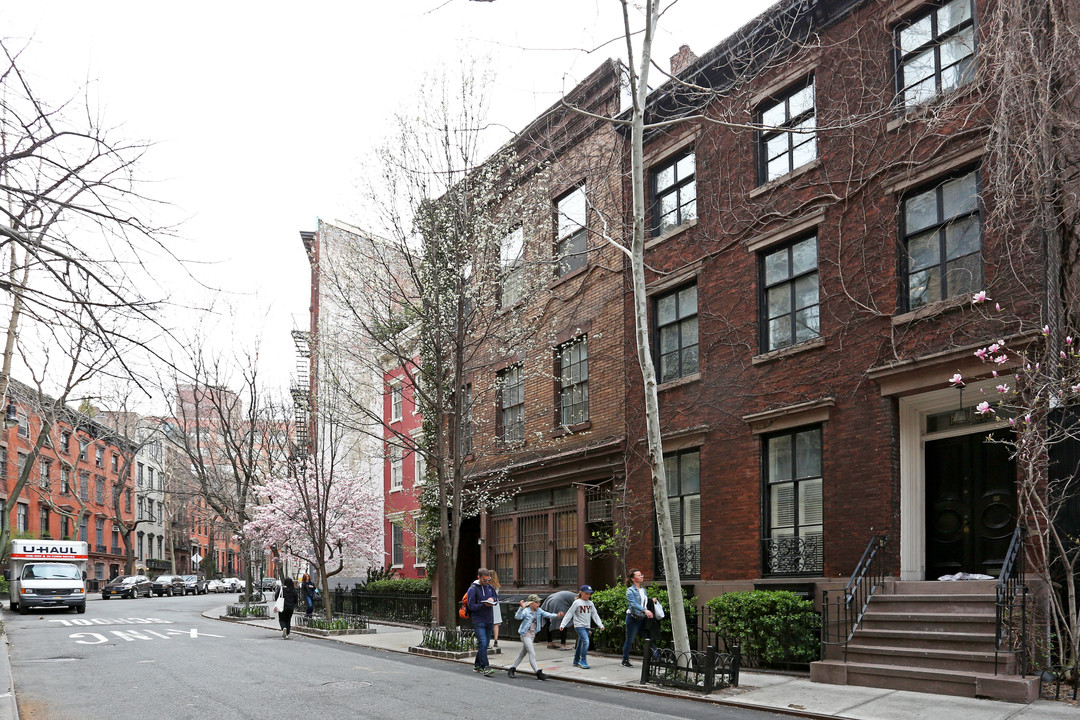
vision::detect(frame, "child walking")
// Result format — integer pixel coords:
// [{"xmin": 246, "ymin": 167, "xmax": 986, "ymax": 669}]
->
[
  {"xmin": 507, "ymin": 594, "xmax": 562, "ymax": 680},
  {"xmin": 559, "ymin": 584, "xmax": 605, "ymax": 669}
]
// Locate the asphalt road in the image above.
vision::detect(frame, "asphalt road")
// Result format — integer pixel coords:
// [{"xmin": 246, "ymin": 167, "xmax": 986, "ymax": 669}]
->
[{"xmin": 6, "ymin": 594, "xmax": 787, "ymax": 720}]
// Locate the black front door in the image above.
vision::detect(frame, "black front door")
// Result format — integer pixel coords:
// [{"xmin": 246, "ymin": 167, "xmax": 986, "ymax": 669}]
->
[{"xmin": 925, "ymin": 430, "xmax": 1016, "ymax": 578}]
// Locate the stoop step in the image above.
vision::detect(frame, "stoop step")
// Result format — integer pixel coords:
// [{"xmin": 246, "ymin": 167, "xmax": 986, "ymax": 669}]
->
[{"xmin": 810, "ymin": 659, "xmax": 1039, "ymax": 703}]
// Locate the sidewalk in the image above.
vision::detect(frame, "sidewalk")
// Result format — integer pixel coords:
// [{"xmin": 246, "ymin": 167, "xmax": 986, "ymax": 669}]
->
[{"xmin": 208, "ymin": 607, "xmax": 1075, "ymax": 720}]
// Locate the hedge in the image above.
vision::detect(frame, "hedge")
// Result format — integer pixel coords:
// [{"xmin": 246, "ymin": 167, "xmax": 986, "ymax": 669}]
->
[
  {"xmin": 705, "ymin": 590, "xmax": 820, "ymax": 667},
  {"xmin": 363, "ymin": 578, "xmax": 431, "ymax": 595},
  {"xmin": 588, "ymin": 584, "xmax": 697, "ymax": 654}
]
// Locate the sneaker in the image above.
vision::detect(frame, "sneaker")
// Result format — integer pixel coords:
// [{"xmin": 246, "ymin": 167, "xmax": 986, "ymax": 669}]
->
[
  {"xmin": 473, "ymin": 666, "xmax": 483, "ymax": 673},
  {"xmin": 281, "ymin": 628, "xmax": 287, "ymax": 639},
  {"xmin": 482, "ymin": 667, "xmax": 495, "ymax": 677},
  {"xmin": 579, "ymin": 663, "xmax": 590, "ymax": 669},
  {"xmin": 546, "ymin": 643, "xmax": 560, "ymax": 649},
  {"xmin": 507, "ymin": 667, "xmax": 516, "ymax": 678},
  {"xmin": 536, "ymin": 670, "xmax": 547, "ymax": 681},
  {"xmin": 572, "ymin": 661, "xmax": 580, "ymax": 668},
  {"xmin": 493, "ymin": 640, "xmax": 499, "ymax": 649},
  {"xmin": 621, "ymin": 660, "xmax": 633, "ymax": 668}
]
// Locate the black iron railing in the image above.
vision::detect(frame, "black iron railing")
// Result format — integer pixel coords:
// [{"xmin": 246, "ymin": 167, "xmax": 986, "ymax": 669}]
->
[
  {"xmin": 420, "ymin": 626, "xmax": 477, "ymax": 652},
  {"xmin": 821, "ymin": 534, "xmax": 887, "ymax": 659},
  {"xmin": 654, "ymin": 540, "xmax": 701, "ymax": 579},
  {"xmin": 293, "ymin": 613, "xmax": 368, "ymax": 631},
  {"xmin": 327, "ymin": 589, "xmax": 432, "ymax": 624},
  {"xmin": 640, "ymin": 638, "xmax": 739, "ymax": 693},
  {"xmin": 762, "ymin": 534, "xmax": 823, "ymax": 575},
  {"xmin": 995, "ymin": 524, "xmax": 1027, "ymax": 676}
]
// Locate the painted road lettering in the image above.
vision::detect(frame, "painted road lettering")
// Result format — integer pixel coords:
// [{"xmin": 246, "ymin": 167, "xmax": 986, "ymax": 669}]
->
[
  {"xmin": 71, "ymin": 628, "xmax": 223, "ymax": 644},
  {"xmin": 50, "ymin": 617, "xmax": 173, "ymax": 627}
]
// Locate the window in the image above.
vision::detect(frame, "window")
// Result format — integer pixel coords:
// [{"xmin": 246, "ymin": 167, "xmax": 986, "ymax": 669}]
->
[
  {"xmin": 758, "ymin": 77, "xmax": 816, "ymax": 183},
  {"xmin": 157, "ymin": 537, "xmax": 163, "ymax": 558},
  {"xmin": 61, "ymin": 431, "xmax": 71, "ymax": 455},
  {"xmin": 390, "ymin": 381, "xmax": 403, "ymax": 423},
  {"xmin": 95, "ymin": 477, "xmax": 104, "ymax": 504},
  {"xmin": 158, "ymin": 502, "xmax": 163, "ymax": 521},
  {"xmin": 125, "ymin": 490, "xmax": 132, "ymax": 513},
  {"xmin": 762, "ymin": 236, "xmax": 820, "ymax": 351},
  {"xmin": 555, "ymin": 187, "xmax": 587, "ymax": 276},
  {"xmin": 96, "ymin": 518, "xmax": 104, "ymax": 547},
  {"xmin": 111, "ymin": 454, "xmax": 118, "ymax": 472},
  {"xmin": 413, "ymin": 440, "xmax": 426, "ymax": 486},
  {"xmin": 501, "ymin": 227, "xmax": 525, "ymax": 308},
  {"xmin": 137, "ymin": 533, "xmax": 144, "ymax": 559},
  {"xmin": 896, "ymin": 0, "xmax": 975, "ymax": 108},
  {"xmin": 61, "ymin": 467, "xmax": 71, "ymax": 495},
  {"xmin": 764, "ymin": 427, "xmax": 824, "ymax": 574},
  {"xmin": 38, "ymin": 459, "xmax": 50, "ymax": 490},
  {"xmin": 79, "ymin": 516, "xmax": 88, "ymax": 543},
  {"xmin": 497, "ymin": 365, "xmax": 525, "ymax": 445},
  {"xmin": 16, "ymin": 503, "xmax": 27, "ymax": 533},
  {"xmin": 147, "ymin": 467, "xmax": 154, "ymax": 488},
  {"xmin": 111, "ymin": 525, "xmax": 119, "ymax": 551},
  {"xmin": 16, "ymin": 452, "xmax": 26, "ymax": 481},
  {"xmin": 138, "ymin": 498, "xmax": 144, "ymax": 521},
  {"xmin": 137, "ymin": 463, "xmax": 144, "ymax": 487},
  {"xmin": 147, "ymin": 502, "xmax": 154, "ymax": 522},
  {"xmin": 17, "ymin": 414, "xmax": 28, "ymax": 438},
  {"xmin": 391, "ymin": 523, "xmax": 404, "ymax": 567},
  {"xmin": 656, "ymin": 450, "xmax": 701, "ymax": 578},
  {"xmin": 389, "ymin": 445, "xmax": 403, "ymax": 491},
  {"xmin": 460, "ymin": 384, "xmax": 473, "ymax": 456},
  {"xmin": 652, "ymin": 150, "xmax": 697, "ymax": 235},
  {"xmin": 79, "ymin": 472, "xmax": 89, "ymax": 500},
  {"xmin": 0, "ymin": 449, "xmax": 5, "ymax": 480},
  {"xmin": 557, "ymin": 336, "xmax": 589, "ymax": 426},
  {"xmin": 903, "ymin": 169, "xmax": 982, "ymax": 310},
  {"xmin": 40, "ymin": 507, "xmax": 49, "ymax": 537},
  {"xmin": 79, "ymin": 440, "xmax": 88, "ymax": 462},
  {"xmin": 655, "ymin": 284, "xmax": 699, "ymax": 383},
  {"xmin": 95, "ymin": 446, "xmax": 104, "ymax": 467},
  {"xmin": 493, "ymin": 518, "xmax": 513, "ymax": 584}
]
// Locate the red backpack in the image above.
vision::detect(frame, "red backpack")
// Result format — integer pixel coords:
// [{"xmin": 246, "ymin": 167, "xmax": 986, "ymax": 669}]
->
[{"xmin": 458, "ymin": 590, "xmax": 470, "ymax": 619}]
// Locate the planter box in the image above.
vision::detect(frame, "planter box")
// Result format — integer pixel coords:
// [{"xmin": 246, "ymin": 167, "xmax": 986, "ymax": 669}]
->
[
  {"xmin": 409, "ymin": 646, "xmax": 475, "ymax": 660},
  {"xmin": 298, "ymin": 627, "xmax": 376, "ymax": 637}
]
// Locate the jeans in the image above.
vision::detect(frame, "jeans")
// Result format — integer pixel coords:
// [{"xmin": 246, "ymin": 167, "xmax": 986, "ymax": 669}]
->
[
  {"xmin": 622, "ymin": 614, "xmax": 646, "ymax": 662},
  {"xmin": 474, "ymin": 622, "xmax": 493, "ymax": 669},
  {"xmin": 573, "ymin": 627, "xmax": 591, "ymax": 665},
  {"xmin": 304, "ymin": 595, "xmax": 314, "ymax": 616}
]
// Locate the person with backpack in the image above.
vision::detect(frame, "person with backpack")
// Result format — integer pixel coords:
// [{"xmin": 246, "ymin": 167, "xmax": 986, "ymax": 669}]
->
[
  {"xmin": 465, "ymin": 568, "xmax": 499, "ymax": 676},
  {"xmin": 507, "ymin": 594, "xmax": 562, "ymax": 680},
  {"xmin": 559, "ymin": 584, "xmax": 605, "ymax": 669}
]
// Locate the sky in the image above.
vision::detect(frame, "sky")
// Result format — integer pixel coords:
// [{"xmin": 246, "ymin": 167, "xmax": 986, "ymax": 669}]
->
[{"xmin": 0, "ymin": 0, "xmax": 772, "ymax": 411}]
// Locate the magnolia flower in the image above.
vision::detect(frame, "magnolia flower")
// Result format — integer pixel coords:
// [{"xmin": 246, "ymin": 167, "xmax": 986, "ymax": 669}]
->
[
  {"xmin": 995, "ymin": 303, "xmax": 1002, "ymax": 312},
  {"xmin": 996, "ymin": 384, "xmax": 1010, "ymax": 394},
  {"xmin": 1008, "ymin": 417, "xmax": 1016, "ymax": 426},
  {"xmin": 1025, "ymin": 414, "xmax": 1032, "ymax": 424},
  {"xmin": 1043, "ymin": 325, "xmax": 1050, "ymax": 336},
  {"xmin": 994, "ymin": 355, "xmax": 1009, "ymax": 365},
  {"xmin": 974, "ymin": 347, "xmax": 988, "ymax": 359},
  {"xmin": 1068, "ymin": 337, "xmax": 1074, "ymax": 346},
  {"xmin": 1072, "ymin": 384, "xmax": 1080, "ymax": 393},
  {"xmin": 992, "ymin": 371, "xmax": 999, "ymax": 377},
  {"xmin": 988, "ymin": 343, "xmax": 1000, "ymax": 353},
  {"xmin": 1062, "ymin": 351, "xmax": 1068, "ymax": 359},
  {"xmin": 975, "ymin": 401, "xmax": 992, "ymax": 415},
  {"xmin": 972, "ymin": 291, "xmax": 988, "ymax": 303},
  {"xmin": 949, "ymin": 372, "xmax": 964, "ymax": 387}
]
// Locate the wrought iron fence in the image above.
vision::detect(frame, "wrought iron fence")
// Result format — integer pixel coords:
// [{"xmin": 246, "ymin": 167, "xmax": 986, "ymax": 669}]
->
[
  {"xmin": 762, "ymin": 534, "xmax": 823, "ymax": 575},
  {"xmin": 226, "ymin": 603, "xmax": 269, "ymax": 618},
  {"xmin": 327, "ymin": 588, "xmax": 432, "ymax": 624},
  {"xmin": 654, "ymin": 541, "xmax": 701, "ymax": 579},
  {"xmin": 640, "ymin": 638, "xmax": 739, "ymax": 693},
  {"xmin": 293, "ymin": 613, "xmax": 368, "ymax": 631},
  {"xmin": 995, "ymin": 524, "xmax": 1028, "ymax": 676},
  {"xmin": 420, "ymin": 626, "xmax": 478, "ymax": 652},
  {"xmin": 822, "ymin": 534, "xmax": 887, "ymax": 659}
]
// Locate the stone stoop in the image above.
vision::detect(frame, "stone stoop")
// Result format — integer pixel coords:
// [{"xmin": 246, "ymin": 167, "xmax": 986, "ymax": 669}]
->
[{"xmin": 810, "ymin": 580, "xmax": 1039, "ymax": 704}]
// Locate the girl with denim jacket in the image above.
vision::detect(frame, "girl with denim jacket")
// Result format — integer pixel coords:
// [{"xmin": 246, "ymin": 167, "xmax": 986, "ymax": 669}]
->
[{"xmin": 507, "ymin": 594, "xmax": 562, "ymax": 679}]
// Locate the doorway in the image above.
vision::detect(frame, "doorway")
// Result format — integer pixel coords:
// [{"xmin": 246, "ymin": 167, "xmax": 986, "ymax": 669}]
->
[{"xmin": 925, "ymin": 429, "xmax": 1016, "ymax": 578}]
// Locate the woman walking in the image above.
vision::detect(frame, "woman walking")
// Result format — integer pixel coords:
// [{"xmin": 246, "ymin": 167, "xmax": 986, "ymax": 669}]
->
[
  {"xmin": 300, "ymin": 573, "xmax": 316, "ymax": 617},
  {"xmin": 275, "ymin": 578, "xmax": 299, "ymax": 639},
  {"xmin": 507, "ymin": 594, "xmax": 562, "ymax": 680}
]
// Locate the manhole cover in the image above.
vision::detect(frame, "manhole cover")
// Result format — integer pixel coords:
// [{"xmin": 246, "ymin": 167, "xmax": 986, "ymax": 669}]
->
[{"xmin": 320, "ymin": 681, "xmax": 373, "ymax": 690}]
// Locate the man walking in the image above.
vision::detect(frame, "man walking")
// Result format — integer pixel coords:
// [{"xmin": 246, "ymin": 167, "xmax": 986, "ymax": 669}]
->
[{"xmin": 466, "ymin": 568, "xmax": 499, "ymax": 676}]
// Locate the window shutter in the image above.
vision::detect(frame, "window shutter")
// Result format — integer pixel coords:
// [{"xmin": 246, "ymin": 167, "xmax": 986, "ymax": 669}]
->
[
  {"xmin": 772, "ymin": 482, "xmax": 795, "ymax": 529},
  {"xmin": 800, "ymin": 478, "xmax": 823, "ymax": 527},
  {"xmin": 685, "ymin": 494, "xmax": 701, "ymax": 535}
]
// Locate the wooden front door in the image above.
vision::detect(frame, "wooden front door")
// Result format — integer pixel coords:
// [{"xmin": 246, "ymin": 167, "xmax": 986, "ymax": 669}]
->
[{"xmin": 925, "ymin": 430, "xmax": 1016, "ymax": 578}]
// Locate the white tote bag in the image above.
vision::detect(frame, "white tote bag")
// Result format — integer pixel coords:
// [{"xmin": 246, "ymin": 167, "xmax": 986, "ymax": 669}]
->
[{"xmin": 273, "ymin": 595, "xmax": 285, "ymax": 613}]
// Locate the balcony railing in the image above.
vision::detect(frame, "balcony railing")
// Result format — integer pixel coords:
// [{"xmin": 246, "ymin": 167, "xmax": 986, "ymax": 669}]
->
[
  {"xmin": 762, "ymin": 535, "xmax": 823, "ymax": 575},
  {"xmin": 655, "ymin": 540, "xmax": 701, "ymax": 579}
]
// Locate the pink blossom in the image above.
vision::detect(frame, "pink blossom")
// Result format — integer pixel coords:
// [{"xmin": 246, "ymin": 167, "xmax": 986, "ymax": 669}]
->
[
  {"xmin": 988, "ymin": 343, "xmax": 1000, "ymax": 353},
  {"xmin": 1068, "ymin": 336, "xmax": 1074, "ymax": 346},
  {"xmin": 949, "ymin": 372, "xmax": 964, "ymax": 387},
  {"xmin": 992, "ymin": 371, "xmax": 999, "ymax": 377},
  {"xmin": 1062, "ymin": 351, "xmax": 1068, "ymax": 359},
  {"xmin": 1042, "ymin": 325, "xmax": 1050, "ymax": 336},
  {"xmin": 996, "ymin": 384, "xmax": 1010, "ymax": 393},
  {"xmin": 975, "ymin": 401, "xmax": 991, "ymax": 415},
  {"xmin": 995, "ymin": 303, "xmax": 1002, "ymax": 312},
  {"xmin": 993, "ymin": 355, "xmax": 1009, "ymax": 365},
  {"xmin": 974, "ymin": 348, "xmax": 988, "ymax": 360},
  {"xmin": 1025, "ymin": 414, "xmax": 1032, "ymax": 424},
  {"xmin": 1072, "ymin": 384, "xmax": 1080, "ymax": 393},
  {"xmin": 972, "ymin": 291, "xmax": 988, "ymax": 303},
  {"xmin": 1008, "ymin": 417, "xmax": 1016, "ymax": 426}
]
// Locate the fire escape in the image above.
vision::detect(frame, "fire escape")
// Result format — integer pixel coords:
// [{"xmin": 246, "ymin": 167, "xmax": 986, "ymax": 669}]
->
[{"xmin": 291, "ymin": 328, "xmax": 311, "ymax": 457}]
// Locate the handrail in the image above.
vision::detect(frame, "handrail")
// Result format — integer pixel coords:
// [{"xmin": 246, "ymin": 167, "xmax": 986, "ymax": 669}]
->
[
  {"xmin": 994, "ymin": 524, "xmax": 1027, "ymax": 676},
  {"xmin": 821, "ymin": 534, "xmax": 887, "ymax": 661}
]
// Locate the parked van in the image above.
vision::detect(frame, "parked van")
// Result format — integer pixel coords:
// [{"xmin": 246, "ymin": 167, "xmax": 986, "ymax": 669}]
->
[{"xmin": 7, "ymin": 539, "xmax": 88, "ymax": 614}]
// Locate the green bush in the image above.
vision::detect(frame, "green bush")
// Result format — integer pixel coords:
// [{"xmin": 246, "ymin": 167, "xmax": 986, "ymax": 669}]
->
[
  {"xmin": 705, "ymin": 590, "xmax": 820, "ymax": 667},
  {"xmin": 589, "ymin": 584, "xmax": 697, "ymax": 654},
  {"xmin": 363, "ymin": 578, "xmax": 431, "ymax": 595}
]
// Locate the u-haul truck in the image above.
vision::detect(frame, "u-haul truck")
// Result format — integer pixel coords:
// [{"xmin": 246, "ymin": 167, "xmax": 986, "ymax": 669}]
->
[{"xmin": 7, "ymin": 539, "xmax": 88, "ymax": 614}]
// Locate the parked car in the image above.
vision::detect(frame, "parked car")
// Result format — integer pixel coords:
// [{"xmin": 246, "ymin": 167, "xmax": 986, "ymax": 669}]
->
[
  {"xmin": 181, "ymin": 575, "xmax": 208, "ymax": 595},
  {"xmin": 222, "ymin": 577, "xmax": 242, "ymax": 592},
  {"xmin": 259, "ymin": 577, "xmax": 278, "ymax": 591},
  {"xmin": 207, "ymin": 578, "xmax": 228, "ymax": 593},
  {"xmin": 151, "ymin": 575, "xmax": 185, "ymax": 597},
  {"xmin": 101, "ymin": 575, "xmax": 152, "ymax": 599}
]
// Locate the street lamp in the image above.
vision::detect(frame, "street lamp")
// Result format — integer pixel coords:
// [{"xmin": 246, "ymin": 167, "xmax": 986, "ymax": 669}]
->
[{"xmin": 4, "ymin": 396, "xmax": 17, "ymax": 429}]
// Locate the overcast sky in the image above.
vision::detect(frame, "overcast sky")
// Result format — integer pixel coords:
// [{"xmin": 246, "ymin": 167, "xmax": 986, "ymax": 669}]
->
[{"xmin": 1, "ymin": 1, "xmax": 772, "ymax": 410}]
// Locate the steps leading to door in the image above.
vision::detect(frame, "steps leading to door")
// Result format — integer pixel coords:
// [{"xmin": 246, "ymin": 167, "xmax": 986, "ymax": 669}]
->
[{"xmin": 810, "ymin": 580, "xmax": 1038, "ymax": 703}]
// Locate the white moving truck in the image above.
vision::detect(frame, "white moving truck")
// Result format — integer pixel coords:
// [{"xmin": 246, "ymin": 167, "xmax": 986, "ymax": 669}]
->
[{"xmin": 8, "ymin": 539, "xmax": 88, "ymax": 614}]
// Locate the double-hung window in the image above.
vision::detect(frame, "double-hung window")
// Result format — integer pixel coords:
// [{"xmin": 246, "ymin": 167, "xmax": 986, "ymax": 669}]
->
[
  {"xmin": 758, "ymin": 77, "xmax": 816, "ymax": 183},
  {"xmin": 40, "ymin": 507, "xmax": 49, "ymax": 537},
  {"xmin": 391, "ymin": 523, "xmax": 405, "ymax": 567},
  {"xmin": 655, "ymin": 284, "xmax": 699, "ymax": 383},
  {"xmin": 16, "ymin": 503, "xmax": 27, "ymax": 532},
  {"xmin": 389, "ymin": 445, "xmax": 403, "ymax": 491},
  {"xmin": 903, "ymin": 169, "xmax": 982, "ymax": 310},
  {"xmin": 652, "ymin": 150, "xmax": 696, "ymax": 235},
  {"xmin": 38, "ymin": 459, "xmax": 50, "ymax": 490},
  {"xmin": 762, "ymin": 236, "xmax": 820, "ymax": 351},
  {"xmin": 896, "ymin": 0, "xmax": 975, "ymax": 108},
  {"xmin": 555, "ymin": 187, "xmax": 587, "ymax": 277},
  {"xmin": 557, "ymin": 336, "xmax": 589, "ymax": 427},
  {"xmin": 656, "ymin": 449, "xmax": 701, "ymax": 578},
  {"xmin": 497, "ymin": 365, "xmax": 525, "ymax": 445},
  {"xmin": 413, "ymin": 440, "xmax": 426, "ymax": 486},
  {"xmin": 501, "ymin": 227, "xmax": 525, "ymax": 308},
  {"xmin": 390, "ymin": 381, "xmax": 403, "ymax": 423},
  {"xmin": 764, "ymin": 427, "xmax": 824, "ymax": 574}
]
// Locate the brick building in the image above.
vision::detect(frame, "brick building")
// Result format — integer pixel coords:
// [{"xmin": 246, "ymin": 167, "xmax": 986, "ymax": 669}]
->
[{"xmin": 381, "ymin": 346, "xmax": 426, "ymax": 579}]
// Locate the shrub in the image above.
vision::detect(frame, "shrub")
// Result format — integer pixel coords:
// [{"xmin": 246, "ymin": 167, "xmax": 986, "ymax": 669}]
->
[
  {"xmin": 363, "ymin": 578, "xmax": 430, "ymax": 595},
  {"xmin": 589, "ymin": 584, "xmax": 697, "ymax": 654},
  {"xmin": 705, "ymin": 590, "xmax": 820, "ymax": 667}
]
